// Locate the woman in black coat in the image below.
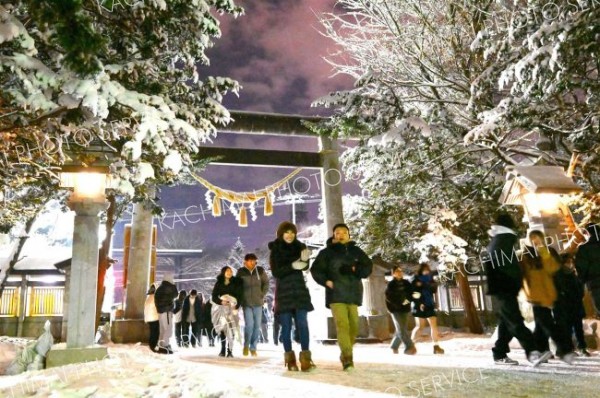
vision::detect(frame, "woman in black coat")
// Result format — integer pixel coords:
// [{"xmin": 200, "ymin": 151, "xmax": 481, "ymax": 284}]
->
[
  {"xmin": 211, "ymin": 266, "xmax": 243, "ymax": 357},
  {"xmin": 269, "ymin": 221, "xmax": 314, "ymax": 372}
]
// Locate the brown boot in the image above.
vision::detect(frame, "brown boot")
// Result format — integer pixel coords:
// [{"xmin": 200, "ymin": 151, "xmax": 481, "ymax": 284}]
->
[
  {"xmin": 299, "ymin": 350, "xmax": 316, "ymax": 372},
  {"xmin": 284, "ymin": 351, "xmax": 299, "ymax": 371}
]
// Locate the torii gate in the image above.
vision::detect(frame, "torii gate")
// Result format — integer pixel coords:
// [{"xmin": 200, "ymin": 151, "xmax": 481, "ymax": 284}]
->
[{"xmin": 117, "ymin": 111, "xmax": 347, "ymax": 339}]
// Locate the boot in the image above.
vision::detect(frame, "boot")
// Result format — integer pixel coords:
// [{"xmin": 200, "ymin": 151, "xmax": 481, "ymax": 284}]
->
[
  {"xmin": 219, "ymin": 340, "xmax": 226, "ymax": 357},
  {"xmin": 433, "ymin": 344, "xmax": 445, "ymax": 355},
  {"xmin": 299, "ymin": 350, "xmax": 316, "ymax": 372},
  {"xmin": 284, "ymin": 351, "xmax": 299, "ymax": 371},
  {"xmin": 226, "ymin": 348, "xmax": 233, "ymax": 358},
  {"xmin": 340, "ymin": 353, "xmax": 354, "ymax": 371}
]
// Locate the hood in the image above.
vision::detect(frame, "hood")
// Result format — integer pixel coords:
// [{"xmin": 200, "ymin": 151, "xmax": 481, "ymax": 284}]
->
[{"xmin": 488, "ymin": 225, "xmax": 517, "ymax": 237}]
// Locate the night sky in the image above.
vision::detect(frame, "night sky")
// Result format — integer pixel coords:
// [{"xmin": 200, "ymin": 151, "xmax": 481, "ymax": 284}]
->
[{"xmin": 115, "ymin": 0, "xmax": 356, "ymax": 256}]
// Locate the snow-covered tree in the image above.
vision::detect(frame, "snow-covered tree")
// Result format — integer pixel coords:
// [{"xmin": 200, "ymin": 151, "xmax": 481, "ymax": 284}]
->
[
  {"xmin": 0, "ymin": 0, "xmax": 243, "ymax": 230},
  {"xmin": 466, "ymin": 0, "xmax": 600, "ymax": 190}
]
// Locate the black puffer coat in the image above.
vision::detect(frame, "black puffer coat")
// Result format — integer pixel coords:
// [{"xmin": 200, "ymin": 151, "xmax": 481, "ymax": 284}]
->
[
  {"xmin": 154, "ymin": 281, "xmax": 178, "ymax": 314},
  {"xmin": 269, "ymin": 238, "xmax": 314, "ymax": 314},
  {"xmin": 484, "ymin": 228, "xmax": 523, "ymax": 296},
  {"xmin": 311, "ymin": 238, "xmax": 373, "ymax": 308},
  {"xmin": 211, "ymin": 275, "xmax": 243, "ymax": 309},
  {"xmin": 385, "ymin": 278, "xmax": 413, "ymax": 313}
]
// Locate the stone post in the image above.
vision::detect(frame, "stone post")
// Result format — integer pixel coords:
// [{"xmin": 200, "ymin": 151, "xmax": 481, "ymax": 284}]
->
[
  {"xmin": 124, "ymin": 200, "xmax": 154, "ymax": 319},
  {"xmin": 66, "ymin": 201, "xmax": 106, "ymax": 348}
]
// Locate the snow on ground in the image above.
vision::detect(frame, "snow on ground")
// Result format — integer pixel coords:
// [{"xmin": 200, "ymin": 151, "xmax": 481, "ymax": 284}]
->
[{"xmin": 1, "ymin": 329, "xmax": 599, "ymax": 398}]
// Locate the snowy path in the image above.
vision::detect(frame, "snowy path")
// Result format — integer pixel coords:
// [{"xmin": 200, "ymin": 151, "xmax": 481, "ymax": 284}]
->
[{"xmin": 1, "ymin": 333, "xmax": 599, "ymax": 397}]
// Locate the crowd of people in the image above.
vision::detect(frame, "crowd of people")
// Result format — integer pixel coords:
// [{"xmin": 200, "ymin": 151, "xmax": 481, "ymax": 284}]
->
[{"xmin": 142, "ymin": 216, "xmax": 597, "ymax": 371}]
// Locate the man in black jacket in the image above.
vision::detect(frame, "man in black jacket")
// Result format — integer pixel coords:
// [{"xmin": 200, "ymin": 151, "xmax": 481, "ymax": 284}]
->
[
  {"xmin": 575, "ymin": 223, "xmax": 600, "ymax": 318},
  {"xmin": 385, "ymin": 266, "xmax": 416, "ymax": 355},
  {"xmin": 154, "ymin": 272, "xmax": 178, "ymax": 354},
  {"xmin": 182, "ymin": 290, "xmax": 203, "ymax": 348},
  {"xmin": 484, "ymin": 213, "xmax": 550, "ymax": 367},
  {"xmin": 311, "ymin": 223, "xmax": 373, "ymax": 370}
]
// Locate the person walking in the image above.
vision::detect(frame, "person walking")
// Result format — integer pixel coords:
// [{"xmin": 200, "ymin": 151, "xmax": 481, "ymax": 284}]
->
[
  {"xmin": 554, "ymin": 254, "xmax": 590, "ymax": 357},
  {"xmin": 521, "ymin": 230, "xmax": 575, "ymax": 364},
  {"xmin": 260, "ymin": 300, "xmax": 271, "ymax": 344},
  {"xmin": 311, "ymin": 223, "xmax": 373, "ymax": 371},
  {"xmin": 269, "ymin": 221, "xmax": 315, "ymax": 371},
  {"xmin": 483, "ymin": 214, "xmax": 550, "ymax": 366},
  {"xmin": 182, "ymin": 290, "xmax": 203, "ymax": 348},
  {"xmin": 200, "ymin": 298, "xmax": 215, "ymax": 347},
  {"xmin": 211, "ymin": 266, "xmax": 243, "ymax": 357},
  {"xmin": 154, "ymin": 272, "xmax": 178, "ymax": 354},
  {"xmin": 144, "ymin": 284, "xmax": 160, "ymax": 352},
  {"xmin": 385, "ymin": 265, "xmax": 416, "ymax": 355},
  {"xmin": 173, "ymin": 290, "xmax": 187, "ymax": 347},
  {"xmin": 410, "ymin": 263, "xmax": 444, "ymax": 355},
  {"xmin": 575, "ymin": 223, "xmax": 600, "ymax": 318},
  {"xmin": 236, "ymin": 253, "xmax": 269, "ymax": 357}
]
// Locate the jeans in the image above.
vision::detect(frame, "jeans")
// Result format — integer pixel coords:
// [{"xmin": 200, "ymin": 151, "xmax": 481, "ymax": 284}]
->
[
  {"xmin": 280, "ymin": 309, "xmax": 309, "ymax": 352},
  {"xmin": 330, "ymin": 303, "xmax": 359, "ymax": 359},
  {"xmin": 390, "ymin": 312, "xmax": 414, "ymax": 350},
  {"xmin": 243, "ymin": 306, "xmax": 263, "ymax": 350},
  {"xmin": 491, "ymin": 294, "xmax": 537, "ymax": 359}
]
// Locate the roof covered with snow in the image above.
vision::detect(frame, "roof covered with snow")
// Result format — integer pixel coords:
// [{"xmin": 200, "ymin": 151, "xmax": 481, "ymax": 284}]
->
[{"xmin": 499, "ymin": 165, "xmax": 583, "ymax": 204}]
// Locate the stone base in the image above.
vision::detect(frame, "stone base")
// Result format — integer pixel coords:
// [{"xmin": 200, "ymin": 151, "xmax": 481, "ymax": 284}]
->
[
  {"xmin": 46, "ymin": 345, "xmax": 108, "ymax": 368},
  {"xmin": 111, "ymin": 319, "xmax": 148, "ymax": 344}
]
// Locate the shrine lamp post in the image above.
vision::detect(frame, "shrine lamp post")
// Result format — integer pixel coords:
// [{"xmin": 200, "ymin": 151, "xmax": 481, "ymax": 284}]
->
[{"xmin": 59, "ymin": 166, "xmax": 109, "ymax": 348}]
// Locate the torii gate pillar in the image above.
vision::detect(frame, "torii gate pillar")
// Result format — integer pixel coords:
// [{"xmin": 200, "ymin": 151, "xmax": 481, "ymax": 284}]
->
[{"xmin": 319, "ymin": 136, "xmax": 345, "ymax": 233}]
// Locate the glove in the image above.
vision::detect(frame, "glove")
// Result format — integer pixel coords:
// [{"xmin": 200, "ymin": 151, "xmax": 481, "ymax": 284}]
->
[
  {"xmin": 339, "ymin": 264, "xmax": 354, "ymax": 274},
  {"xmin": 412, "ymin": 292, "xmax": 421, "ymax": 299},
  {"xmin": 402, "ymin": 299, "xmax": 410, "ymax": 305},
  {"xmin": 292, "ymin": 260, "xmax": 308, "ymax": 270},
  {"xmin": 300, "ymin": 248, "xmax": 311, "ymax": 262},
  {"xmin": 232, "ymin": 309, "xmax": 238, "ymax": 316}
]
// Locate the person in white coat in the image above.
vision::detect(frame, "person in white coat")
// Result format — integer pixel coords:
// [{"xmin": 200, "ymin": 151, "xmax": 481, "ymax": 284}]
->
[{"xmin": 144, "ymin": 284, "xmax": 160, "ymax": 352}]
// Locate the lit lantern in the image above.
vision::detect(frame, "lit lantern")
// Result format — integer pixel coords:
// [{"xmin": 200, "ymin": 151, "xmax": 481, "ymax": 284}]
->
[
  {"xmin": 499, "ymin": 166, "xmax": 583, "ymax": 252},
  {"xmin": 59, "ymin": 166, "xmax": 109, "ymax": 203}
]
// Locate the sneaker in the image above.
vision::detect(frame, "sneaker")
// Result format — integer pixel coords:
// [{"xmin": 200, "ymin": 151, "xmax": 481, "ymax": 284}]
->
[
  {"xmin": 243, "ymin": 346, "xmax": 249, "ymax": 356},
  {"xmin": 494, "ymin": 357, "xmax": 519, "ymax": 365},
  {"xmin": 404, "ymin": 346, "xmax": 417, "ymax": 355},
  {"xmin": 392, "ymin": 348, "xmax": 399, "ymax": 354},
  {"xmin": 250, "ymin": 350, "xmax": 257, "ymax": 357},
  {"xmin": 528, "ymin": 350, "xmax": 552, "ymax": 367},
  {"xmin": 559, "ymin": 352, "xmax": 576, "ymax": 365}
]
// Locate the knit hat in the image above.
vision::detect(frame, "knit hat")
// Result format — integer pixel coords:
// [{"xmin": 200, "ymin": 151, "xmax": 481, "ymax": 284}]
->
[
  {"xmin": 276, "ymin": 221, "xmax": 297, "ymax": 240},
  {"xmin": 163, "ymin": 272, "xmax": 174, "ymax": 283}
]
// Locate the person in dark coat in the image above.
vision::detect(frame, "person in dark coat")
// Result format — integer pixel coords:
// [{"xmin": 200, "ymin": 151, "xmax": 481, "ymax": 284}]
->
[
  {"xmin": 554, "ymin": 254, "xmax": 590, "ymax": 356},
  {"xmin": 173, "ymin": 290, "xmax": 187, "ymax": 347},
  {"xmin": 483, "ymin": 214, "xmax": 550, "ymax": 366},
  {"xmin": 575, "ymin": 223, "xmax": 600, "ymax": 317},
  {"xmin": 200, "ymin": 299, "xmax": 215, "ymax": 347},
  {"xmin": 385, "ymin": 266, "xmax": 416, "ymax": 355},
  {"xmin": 182, "ymin": 290, "xmax": 203, "ymax": 348},
  {"xmin": 154, "ymin": 272, "xmax": 178, "ymax": 354},
  {"xmin": 311, "ymin": 223, "xmax": 373, "ymax": 371},
  {"xmin": 211, "ymin": 266, "xmax": 243, "ymax": 357},
  {"xmin": 269, "ymin": 221, "xmax": 315, "ymax": 371},
  {"xmin": 410, "ymin": 263, "xmax": 444, "ymax": 354}
]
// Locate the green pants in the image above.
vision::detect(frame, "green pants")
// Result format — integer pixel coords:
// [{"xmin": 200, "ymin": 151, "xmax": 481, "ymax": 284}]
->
[{"xmin": 330, "ymin": 303, "xmax": 359, "ymax": 358}]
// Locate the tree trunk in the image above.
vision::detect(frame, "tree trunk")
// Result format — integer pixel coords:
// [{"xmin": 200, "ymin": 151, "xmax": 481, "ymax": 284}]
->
[
  {"xmin": 95, "ymin": 194, "xmax": 116, "ymax": 331},
  {"xmin": 0, "ymin": 215, "xmax": 40, "ymax": 297},
  {"xmin": 455, "ymin": 263, "xmax": 484, "ymax": 334}
]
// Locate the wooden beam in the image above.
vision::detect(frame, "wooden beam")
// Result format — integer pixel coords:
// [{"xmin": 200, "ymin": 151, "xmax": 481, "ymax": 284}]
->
[{"xmin": 194, "ymin": 147, "xmax": 322, "ymax": 168}]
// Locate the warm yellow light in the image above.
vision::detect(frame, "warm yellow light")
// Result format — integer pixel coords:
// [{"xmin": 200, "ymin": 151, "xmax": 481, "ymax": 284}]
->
[
  {"xmin": 523, "ymin": 193, "xmax": 561, "ymax": 216},
  {"xmin": 60, "ymin": 171, "xmax": 107, "ymax": 200}
]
